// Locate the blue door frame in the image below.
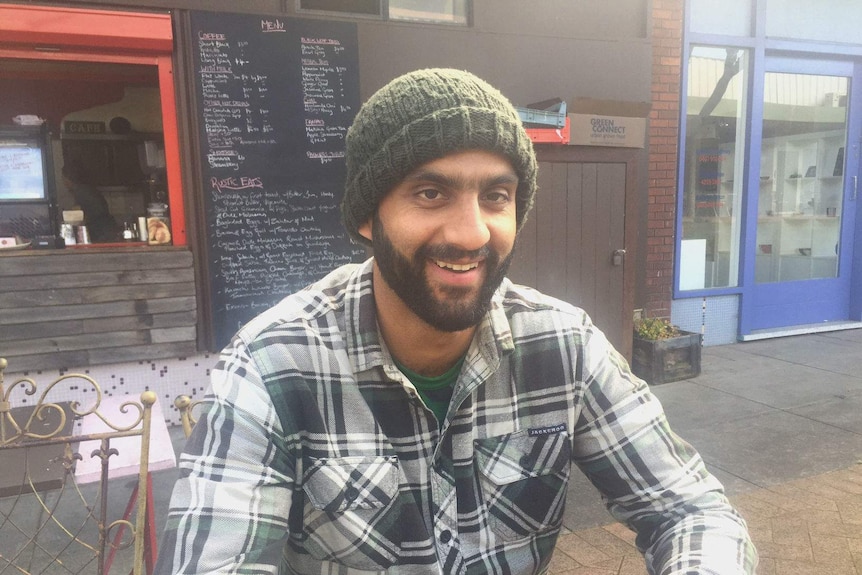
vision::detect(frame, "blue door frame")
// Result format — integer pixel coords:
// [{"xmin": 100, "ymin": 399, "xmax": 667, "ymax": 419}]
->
[{"xmin": 738, "ymin": 56, "xmax": 862, "ymax": 335}]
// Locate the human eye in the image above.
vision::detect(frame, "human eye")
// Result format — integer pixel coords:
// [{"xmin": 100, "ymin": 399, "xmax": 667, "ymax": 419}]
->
[
  {"xmin": 417, "ymin": 187, "xmax": 444, "ymax": 201},
  {"xmin": 483, "ymin": 188, "xmax": 513, "ymax": 205}
]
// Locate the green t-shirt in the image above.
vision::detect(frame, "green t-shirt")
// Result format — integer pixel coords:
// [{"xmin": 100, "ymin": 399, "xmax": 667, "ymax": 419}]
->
[{"xmin": 395, "ymin": 356, "xmax": 465, "ymax": 427}]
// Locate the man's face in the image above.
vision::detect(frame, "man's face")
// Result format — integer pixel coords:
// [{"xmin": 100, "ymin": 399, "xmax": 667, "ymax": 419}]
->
[{"xmin": 359, "ymin": 149, "xmax": 519, "ymax": 332}]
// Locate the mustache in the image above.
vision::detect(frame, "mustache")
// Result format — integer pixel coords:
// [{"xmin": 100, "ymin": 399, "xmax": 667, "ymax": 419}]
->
[{"xmin": 418, "ymin": 243, "xmax": 492, "ymax": 261}]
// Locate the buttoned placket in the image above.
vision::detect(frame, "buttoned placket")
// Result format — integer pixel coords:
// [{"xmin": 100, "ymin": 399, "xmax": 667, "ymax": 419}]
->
[
  {"xmin": 431, "ymin": 336, "xmax": 501, "ymax": 573},
  {"xmin": 382, "ymin": 362, "xmax": 461, "ymax": 570},
  {"xmin": 374, "ymin": 310, "xmax": 505, "ymax": 573}
]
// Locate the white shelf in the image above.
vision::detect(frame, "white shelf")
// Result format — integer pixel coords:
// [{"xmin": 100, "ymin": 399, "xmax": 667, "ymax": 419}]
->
[{"xmin": 682, "ymin": 129, "xmax": 844, "ymax": 289}]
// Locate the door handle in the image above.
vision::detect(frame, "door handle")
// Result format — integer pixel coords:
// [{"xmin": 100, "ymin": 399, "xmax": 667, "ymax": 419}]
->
[
  {"xmin": 612, "ymin": 249, "xmax": 626, "ymax": 266},
  {"xmin": 853, "ymin": 175, "xmax": 858, "ymax": 201}
]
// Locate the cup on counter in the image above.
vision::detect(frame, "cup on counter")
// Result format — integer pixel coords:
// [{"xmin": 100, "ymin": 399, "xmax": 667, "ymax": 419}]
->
[
  {"xmin": 138, "ymin": 216, "xmax": 149, "ymax": 242},
  {"xmin": 60, "ymin": 223, "xmax": 76, "ymax": 245},
  {"xmin": 76, "ymin": 225, "xmax": 91, "ymax": 245}
]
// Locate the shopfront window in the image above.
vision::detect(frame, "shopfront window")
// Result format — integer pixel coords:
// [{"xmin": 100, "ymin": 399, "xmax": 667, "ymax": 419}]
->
[
  {"xmin": 680, "ymin": 46, "xmax": 749, "ymax": 290},
  {"xmin": 389, "ymin": 0, "xmax": 468, "ymax": 24},
  {"xmin": 298, "ymin": 0, "xmax": 469, "ymax": 24},
  {"xmin": 766, "ymin": 0, "xmax": 862, "ymax": 44},
  {"xmin": 689, "ymin": 0, "xmax": 752, "ymax": 37},
  {"xmin": 755, "ymin": 73, "xmax": 848, "ymax": 283}
]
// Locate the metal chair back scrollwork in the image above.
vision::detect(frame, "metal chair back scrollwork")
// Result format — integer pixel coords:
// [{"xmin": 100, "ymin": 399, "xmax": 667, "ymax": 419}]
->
[
  {"xmin": 0, "ymin": 357, "xmax": 155, "ymax": 575},
  {"xmin": 173, "ymin": 396, "xmax": 208, "ymax": 439}
]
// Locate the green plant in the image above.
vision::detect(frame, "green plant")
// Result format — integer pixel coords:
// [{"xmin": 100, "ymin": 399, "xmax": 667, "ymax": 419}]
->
[{"xmin": 634, "ymin": 317, "xmax": 680, "ymax": 340}]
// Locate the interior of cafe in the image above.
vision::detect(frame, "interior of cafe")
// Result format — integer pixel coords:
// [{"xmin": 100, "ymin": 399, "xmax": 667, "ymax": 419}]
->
[{"xmin": 0, "ymin": 59, "xmax": 169, "ymax": 248}]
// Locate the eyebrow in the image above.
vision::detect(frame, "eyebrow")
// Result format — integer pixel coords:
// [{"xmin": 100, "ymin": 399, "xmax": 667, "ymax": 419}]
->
[{"xmin": 404, "ymin": 170, "xmax": 519, "ymax": 190}]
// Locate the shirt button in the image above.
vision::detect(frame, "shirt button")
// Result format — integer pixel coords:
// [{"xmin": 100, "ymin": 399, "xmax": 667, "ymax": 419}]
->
[
  {"xmin": 439, "ymin": 530, "xmax": 452, "ymax": 544},
  {"xmin": 345, "ymin": 486, "xmax": 359, "ymax": 501}
]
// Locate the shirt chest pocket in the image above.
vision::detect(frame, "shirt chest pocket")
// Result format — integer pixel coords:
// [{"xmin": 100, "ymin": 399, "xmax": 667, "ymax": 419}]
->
[
  {"xmin": 474, "ymin": 430, "xmax": 571, "ymax": 541},
  {"xmin": 300, "ymin": 455, "xmax": 403, "ymax": 570}
]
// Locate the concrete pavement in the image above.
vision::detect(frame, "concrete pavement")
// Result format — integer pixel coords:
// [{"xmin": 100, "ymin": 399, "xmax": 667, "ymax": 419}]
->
[{"xmin": 553, "ymin": 328, "xmax": 862, "ymax": 574}]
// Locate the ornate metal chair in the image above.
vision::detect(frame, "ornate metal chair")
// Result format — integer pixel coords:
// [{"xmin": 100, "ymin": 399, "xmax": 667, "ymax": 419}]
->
[
  {"xmin": 0, "ymin": 357, "xmax": 156, "ymax": 575},
  {"xmin": 173, "ymin": 395, "xmax": 207, "ymax": 439}
]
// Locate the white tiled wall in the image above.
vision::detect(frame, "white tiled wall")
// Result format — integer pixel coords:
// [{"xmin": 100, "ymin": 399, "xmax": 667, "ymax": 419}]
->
[
  {"xmin": 2, "ymin": 353, "xmax": 216, "ymax": 427},
  {"xmin": 671, "ymin": 295, "xmax": 740, "ymax": 346}
]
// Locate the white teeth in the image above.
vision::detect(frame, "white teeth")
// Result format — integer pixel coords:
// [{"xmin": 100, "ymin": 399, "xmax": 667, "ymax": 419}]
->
[{"xmin": 435, "ymin": 260, "xmax": 479, "ymax": 272}]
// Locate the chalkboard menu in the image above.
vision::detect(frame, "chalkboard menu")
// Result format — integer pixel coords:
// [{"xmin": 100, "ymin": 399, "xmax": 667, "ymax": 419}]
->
[{"xmin": 190, "ymin": 11, "xmax": 366, "ymax": 349}]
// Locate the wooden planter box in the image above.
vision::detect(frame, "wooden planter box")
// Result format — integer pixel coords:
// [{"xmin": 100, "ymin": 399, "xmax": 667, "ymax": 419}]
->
[{"xmin": 631, "ymin": 330, "xmax": 702, "ymax": 385}]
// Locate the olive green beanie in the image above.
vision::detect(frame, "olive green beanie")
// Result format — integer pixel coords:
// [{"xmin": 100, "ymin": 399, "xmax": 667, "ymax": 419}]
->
[{"xmin": 341, "ymin": 68, "xmax": 538, "ymax": 245}]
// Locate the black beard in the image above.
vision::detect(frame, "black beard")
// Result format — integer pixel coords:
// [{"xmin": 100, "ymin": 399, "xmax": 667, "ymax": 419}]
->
[{"xmin": 371, "ymin": 212, "xmax": 512, "ymax": 332}]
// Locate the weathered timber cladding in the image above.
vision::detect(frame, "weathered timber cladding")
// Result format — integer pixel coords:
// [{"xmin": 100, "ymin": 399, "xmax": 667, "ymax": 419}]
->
[{"xmin": 0, "ymin": 247, "xmax": 198, "ymax": 371}]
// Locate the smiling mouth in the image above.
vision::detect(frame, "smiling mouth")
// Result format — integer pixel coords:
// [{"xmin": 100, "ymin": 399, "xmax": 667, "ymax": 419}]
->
[{"xmin": 434, "ymin": 260, "xmax": 479, "ymax": 272}]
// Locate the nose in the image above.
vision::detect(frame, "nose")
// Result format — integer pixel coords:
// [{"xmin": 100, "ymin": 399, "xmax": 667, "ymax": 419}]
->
[{"xmin": 441, "ymin": 196, "xmax": 491, "ymax": 251}]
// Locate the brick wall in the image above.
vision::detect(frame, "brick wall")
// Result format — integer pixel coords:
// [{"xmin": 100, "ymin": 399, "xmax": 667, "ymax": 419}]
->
[{"xmin": 646, "ymin": 0, "xmax": 683, "ymax": 318}]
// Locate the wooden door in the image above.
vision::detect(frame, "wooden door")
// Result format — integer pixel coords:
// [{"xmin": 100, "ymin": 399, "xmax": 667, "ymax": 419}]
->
[{"xmin": 508, "ymin": 146, "xmax": 638, "ymax": 359}]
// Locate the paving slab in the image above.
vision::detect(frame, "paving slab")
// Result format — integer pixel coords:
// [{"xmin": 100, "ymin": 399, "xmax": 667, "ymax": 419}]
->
[
  {"xmin": 675, "ymin": 408, "xmax": 862, "ymax": 488},
  {"xmin": 789, "ymin": 394, "xmax": 862, "ymax": 434},
  {"xmin": 562, "ymin": 464, "xmax": 615, "ymax": 532},
  {"xmin": 649, "ymin": 379, "xmax": 773, "ymax": 428},
  {"xmin": 551, "ymin": 463, "xmax": 862, "ymax": 574},
  {"xmin": 693, "ymin": 363, "xmax": 862, "ymax": 409},
  {"xmin": 703, "ymin": 464, "xmax": 763, "ymax": 496},
  {"xmin": 716, "ymin": 332, "xmax": 862, "ymax": 379}
]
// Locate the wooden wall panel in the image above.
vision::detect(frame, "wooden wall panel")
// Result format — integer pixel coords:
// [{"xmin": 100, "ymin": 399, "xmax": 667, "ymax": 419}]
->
[
  {"xmin": 604, "ymin": 163, "xmax": 627, "ymax": 349},
  {"xmin": 580, "ymin": 164, "xmax": 599, "ymax": 317},
  {"xmin": 535, "ymin": 162, "xmax": 569, "ymax": 300},
  {"xmin": 0, "ymin": 269, "xmax": 194, "ymax": 291},
  {"xmin": 512, "ymin": 189, "xmax": 539, "ymax": 289},
  {"xmin": 0, "ymin": 247, "xmax": 197, "ymax": 371},
  {"xmin": 565, "ymin": 164, "xmax": 584, "ymax": 308},
  {"xmin": 592, "ymin": 163, "xmax": 612, "ymax": 333}
]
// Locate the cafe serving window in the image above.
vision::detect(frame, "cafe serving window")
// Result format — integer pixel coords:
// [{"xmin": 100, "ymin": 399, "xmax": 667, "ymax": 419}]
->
[
  {"xmin": 0, "ymin": 61, "xmax": 169, "ymax": 245},
  {"xmin": 0, "ymin": 5, "xmax": 183, "ymax": 249},
  {"xmin": 679, "ymin": 46, "xmax": 750, "ymax": 290},
  {"xmin": 57, "ymin": 83, "xmax": 168, "ymax": 245}
]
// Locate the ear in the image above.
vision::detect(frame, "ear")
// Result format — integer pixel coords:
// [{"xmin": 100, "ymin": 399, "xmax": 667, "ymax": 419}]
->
[{"xmin": 357, "ymin": 217, "xmax": 373, "ymax": 242}]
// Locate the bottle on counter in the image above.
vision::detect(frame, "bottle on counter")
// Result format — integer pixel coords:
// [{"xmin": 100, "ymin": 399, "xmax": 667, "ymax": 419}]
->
[{"xmin": 122, "ymin": 220, "xmax": 136, "ymax": 241}]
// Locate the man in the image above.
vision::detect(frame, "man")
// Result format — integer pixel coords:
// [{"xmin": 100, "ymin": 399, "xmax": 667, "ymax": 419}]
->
[
  {"xmin": 61, "ymin": 162, "xmax": 121, "ymax": 243},
  {"xmin": 156, "ymin": 69, "xmax": 756, "ymax": 574}
]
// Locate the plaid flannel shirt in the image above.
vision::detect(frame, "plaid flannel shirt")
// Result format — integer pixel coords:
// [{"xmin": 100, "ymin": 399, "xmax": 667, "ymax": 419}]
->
[{"xmin": 156, "ymin": 259, "xmax": 756, "ymax": 574}]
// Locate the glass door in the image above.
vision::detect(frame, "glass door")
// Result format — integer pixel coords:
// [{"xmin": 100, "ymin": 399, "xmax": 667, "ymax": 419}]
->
[{"xmin": 743, "ymin": 57, "xmax": 859, "ymax": 332}]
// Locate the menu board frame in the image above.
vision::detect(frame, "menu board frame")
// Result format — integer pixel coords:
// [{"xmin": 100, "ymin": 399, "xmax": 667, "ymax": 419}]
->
[{"xmin": 188, "ymin": 11, "xmax": 365, "ymax": 350}]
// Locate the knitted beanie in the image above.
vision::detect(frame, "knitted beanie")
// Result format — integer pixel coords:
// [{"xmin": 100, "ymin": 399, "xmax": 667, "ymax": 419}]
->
[{"xmin": 341, "ymin": 68, "xmax": 538, "ymax": 245}]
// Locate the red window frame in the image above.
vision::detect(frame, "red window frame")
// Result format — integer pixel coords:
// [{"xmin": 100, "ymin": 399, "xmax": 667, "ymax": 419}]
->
[{"xmin": 0, "ymin": 5, "xmax": 185, "ymax": 246}]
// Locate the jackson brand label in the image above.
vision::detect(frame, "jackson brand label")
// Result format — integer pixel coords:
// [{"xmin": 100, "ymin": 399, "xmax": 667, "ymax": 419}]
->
[{"xmin": 528, "ymin": 424, "xmax": 566, "ymax": 437}]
